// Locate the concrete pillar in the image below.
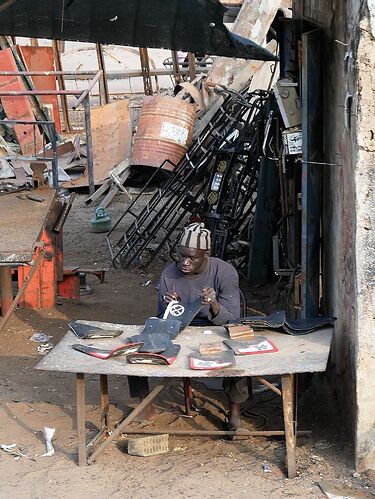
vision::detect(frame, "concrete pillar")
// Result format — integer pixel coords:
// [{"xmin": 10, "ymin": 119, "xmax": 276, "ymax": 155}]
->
[{"xmin": 354, "ymin": 12, "xmax": 375, "ymax": 472}]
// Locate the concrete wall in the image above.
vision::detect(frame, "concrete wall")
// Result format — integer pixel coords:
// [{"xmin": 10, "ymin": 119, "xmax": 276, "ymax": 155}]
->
[
  {"xmin": 294, "ymin": 0, "xmax": 375, "ymax": 471},
  {"xmin": 353, "ymin": 7, "xmax": 375, "ymax": 471}
]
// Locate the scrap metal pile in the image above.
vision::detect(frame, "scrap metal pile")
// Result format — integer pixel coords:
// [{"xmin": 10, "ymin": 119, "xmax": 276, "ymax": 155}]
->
[{"xmin": 107, "ymin": 86, "xmax": 274, "ymax": 278}]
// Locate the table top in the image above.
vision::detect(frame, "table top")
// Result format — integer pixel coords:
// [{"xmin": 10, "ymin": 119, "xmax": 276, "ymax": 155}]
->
[
  {"xmin": 35, "ymin": 320, "xmax": 333, "ymax": 378},
  {"xmin": 0, "ymin": 188, "xmax": 56, "ymax": 264}
]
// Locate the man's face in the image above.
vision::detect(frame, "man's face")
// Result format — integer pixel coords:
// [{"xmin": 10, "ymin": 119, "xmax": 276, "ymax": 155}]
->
[{"xmin": 176, "ymin": 245, "xmax": 209, "ymax": 275}]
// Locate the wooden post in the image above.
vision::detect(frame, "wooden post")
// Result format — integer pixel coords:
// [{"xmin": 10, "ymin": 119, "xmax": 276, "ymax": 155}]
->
[
  {"xmin": 187, "ymin": 52, "xmax": 196, "ymax": 81},
  {"xmin": 0, "ymin": 267, "xmax": 13, "ymax": 316},
  {"xmin": 171, "ymin": 51, "xmax": 182, "ymax": 84},
  {"xmin": 95, "ymin": 43, "xmax": 110, "ymax": 105},
  {"xmin": 76, "ymin": 373, "xmax": 87, "ymax": 466},
  {"xmin": 100, "ymin": 374, "xmax": 109, "ymax": 429},
  {"xmin": 281, "ymin": 374, "xmax": 297, "ymax": 478},
  {"xmin": 83, "ymin": 95, "xmax": 95, "ymax": 196},
  {"xmin": 52, "ymin": 39, "xmax": 71, "ymax": 132},
  {"xmin": 139, "ymin": 47, "xmax": 153, "ymax": 96}
]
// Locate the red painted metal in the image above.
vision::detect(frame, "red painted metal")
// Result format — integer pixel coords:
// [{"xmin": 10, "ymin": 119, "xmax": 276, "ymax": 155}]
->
[
  {"xmin": 19, "ymin": 46, "xmax": 62, "ymax": 132},
  {"xmin": 17, "ymin": 228, "xmax": 57, "ymax": 309},
  {"xmin": 58, "ymin": 273, "xmax": 80, "ymax": 299},
  {"xmin": 0, "ymin": 48, "xmax": 44, "ymax": 155}
]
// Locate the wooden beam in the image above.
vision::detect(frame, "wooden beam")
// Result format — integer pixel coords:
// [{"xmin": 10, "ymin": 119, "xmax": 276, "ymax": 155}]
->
[
  {"xmin": 95, "ymin": 43, "xmax": 110, "ymax": 105},
  {"xmin": 52, "ymin": 39, "xmax": 71, "ymax": 132}
]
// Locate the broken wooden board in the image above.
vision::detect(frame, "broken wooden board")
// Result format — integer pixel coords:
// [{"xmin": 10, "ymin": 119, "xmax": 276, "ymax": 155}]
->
[
  {"xmin": 207, "ymin": 0, "xmax": 291, "ymax": 87},
  {"xmin": 85, "ymin": 159, "xmax": 130, "ymax": 205},
  {"xmin": 18, "ymin": 46, "xmax": 62, "ymax": 132},
  {"xmin": 0, "ymin": 48, "xmax": 44, "ymax": 156},
  {"xmin": 62, "ymin": 100, "xmax": 132, "ymax": 188}
]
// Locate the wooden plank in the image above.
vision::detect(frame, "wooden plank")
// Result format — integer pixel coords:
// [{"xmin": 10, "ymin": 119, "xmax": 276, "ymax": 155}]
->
[
  {"xmin": 62, "ymin": 100, "xmax": 132, "ymax": 188},
  {"xmin": 18, "ymin": 46, "xmax": 62, "ymax": 132},
  {"xmin": 35, "ymin": 324, "xmax": 333, "ymax": 378},
  {"xmin": 0, "ymin": 48, "xmax": 44, "ymax": 155},
  {"xmin": 206, "ymin": 0, "xmax": 289, "ymax": 87}
]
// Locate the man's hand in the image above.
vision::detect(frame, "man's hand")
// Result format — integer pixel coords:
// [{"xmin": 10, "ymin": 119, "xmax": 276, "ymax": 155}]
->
[
  {"xmin": 201, "ymin": 286, "xmax": 217, "ymax": 305},
  {"xmin": 163, "ymin": 291, "xmax": 180, "ymax": 304},
  {"xmin": 201, "ymin": 286, "xmax": 220, "ymax": 318}
]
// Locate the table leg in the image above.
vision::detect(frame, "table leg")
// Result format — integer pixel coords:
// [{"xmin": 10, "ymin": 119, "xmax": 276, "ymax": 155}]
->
[
  {"xmin": 281, "ymin": 374, "xmax": 296, "ymax": 478},
  {"xmin": 183, "ymin": 378, "xmax": 193, "ymax": 416},
  {"xmin": 87, "ymin": 382, "xmax": 166, "ymax": 465},
  {"xmin": 100, "ymin": 374, "xmax": 109, "ymax": 429},
  {"xmin": 0, "ymin": 267, "xmax": 13, "ymax": 316},
  {"xmin": 76, "ymin": 373, "xmax": 87, "ymax": 466}
]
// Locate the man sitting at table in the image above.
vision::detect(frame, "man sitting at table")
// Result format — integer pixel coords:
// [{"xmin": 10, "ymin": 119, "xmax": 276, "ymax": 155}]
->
[{"xmin": 127, "ymin": 222, "xmax": 249, "ymax": 429}]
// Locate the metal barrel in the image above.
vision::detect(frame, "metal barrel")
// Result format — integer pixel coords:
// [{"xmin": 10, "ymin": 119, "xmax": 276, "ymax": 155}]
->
[{"xmin": 131, "ymin": 95, "xmax": 196, "ymax": 171}]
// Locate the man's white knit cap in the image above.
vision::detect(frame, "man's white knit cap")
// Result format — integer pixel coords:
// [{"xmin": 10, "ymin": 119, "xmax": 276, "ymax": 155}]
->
[{"xmin": 179, "ymin": 222, "xmax": 211, "ymax": 250}]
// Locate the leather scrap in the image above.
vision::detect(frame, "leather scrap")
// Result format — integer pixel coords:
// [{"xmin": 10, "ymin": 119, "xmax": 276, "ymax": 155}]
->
[
  {"xmin": 224, "ymin": 336, "xmax": 278, "ymax": 356},
  {"xmin": 189, "ymin": 350, "xmax": 236, "ymax": 370},
  {"xmin": 72, "ymin": 342, "xmax": 143, "ymax": 359},
  {"xmin": 69, "ymin": 321, "xmax": 123, "ymax": 339},
  {"xmin": 127, "ymin": 344, "xmax": 181, "ymax": 365}
]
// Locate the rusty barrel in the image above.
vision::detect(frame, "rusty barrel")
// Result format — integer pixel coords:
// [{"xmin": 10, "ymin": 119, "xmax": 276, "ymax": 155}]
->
[{"xmin": 131, "ymin": 95, "xmax": 196, "ymax": 172}]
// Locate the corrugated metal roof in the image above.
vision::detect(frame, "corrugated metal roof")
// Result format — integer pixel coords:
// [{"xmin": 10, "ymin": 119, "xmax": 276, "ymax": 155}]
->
[{"xmin": 0, "ymin": 0, "xmax": 276, "ymax": 61}]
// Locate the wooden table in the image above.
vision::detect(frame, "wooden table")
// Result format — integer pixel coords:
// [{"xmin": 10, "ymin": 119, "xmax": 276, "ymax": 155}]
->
[{"xmin": 35, "ymin": 321, "xmax": 333, "ymax": 477}]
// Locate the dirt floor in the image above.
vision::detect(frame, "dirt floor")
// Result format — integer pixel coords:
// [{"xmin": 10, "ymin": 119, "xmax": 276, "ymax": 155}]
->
[{"xmin": 0, "ymin": 193, "xmax": 374, "ymax": 499}]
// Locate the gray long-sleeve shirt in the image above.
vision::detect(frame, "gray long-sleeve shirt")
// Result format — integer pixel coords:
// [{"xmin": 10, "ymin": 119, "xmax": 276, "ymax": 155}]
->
[{"xmin": 158, "ymin": 257, "xmax": 240, "ymax": 325}]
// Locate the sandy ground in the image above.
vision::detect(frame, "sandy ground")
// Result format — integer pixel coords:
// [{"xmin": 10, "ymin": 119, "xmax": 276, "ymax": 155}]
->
[{"xmin": 0, "ymin": 194, "xmax": 374, "ymax": 499}]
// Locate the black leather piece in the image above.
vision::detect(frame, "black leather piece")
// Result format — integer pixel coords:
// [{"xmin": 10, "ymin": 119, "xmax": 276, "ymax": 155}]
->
[
  {"xmin": 127, "ymin": 344, "xmax": 181, "ymax": 365},
  {"xmin": 282, "ymin": 316, "xmax": 336, "ymax": 335},
  {"xmin": 127, "ymin": 332, "xmax": 174, "ymax": 353},
  {"xmin": 284, "ymin": 316, "xmax": 336, "ymax": 331},
  {"xmin": 241, "ymin": 310, "xmax": 286, "ymax": 328},
  {"xmin": 241, "ymin": 311, "xmax": 336, "ymax": 335},
  {"xmin": 224, "ymin": 337, "xmax": 278, "ymax": 355},
  {"xmin": 69, "ymin": 321, "xmax": 123, "ymax": 339},
  {"xmin": 142, "ymin": 317, "xmax": 182, "ymax": 339},
  {"xmin": 164, "ymin": 298, "xmax": 203, "ymax": 330}
]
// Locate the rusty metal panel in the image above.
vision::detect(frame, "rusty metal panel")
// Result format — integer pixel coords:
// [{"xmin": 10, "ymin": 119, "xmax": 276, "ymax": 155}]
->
[
  {"xmin": 0, "ymin": 48, "xmax": 44, "ymax": 155},
  {"xmin": 18, "ymin": 46, "xmax": 62, "ymax": 132},
  {"xmin": 132, "ymin": 96, "xmax": 196, "ymax": 171}
]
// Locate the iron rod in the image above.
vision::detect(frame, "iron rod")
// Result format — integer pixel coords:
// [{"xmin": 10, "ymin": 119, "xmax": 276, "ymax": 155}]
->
[
  {"xmin": 120, "ymin": 428, "xmax": 311, "ymax": 437},
  {"xmin": 83, "ymin": 96, "xmax": 95, "ymax": 196},
  {"xmin": 72, "ymin": 70, "xmax": 103, "ymax": 109},
  {"xmin": 0, "ymin": 89, "xmax": 81, "ymax": 96}
]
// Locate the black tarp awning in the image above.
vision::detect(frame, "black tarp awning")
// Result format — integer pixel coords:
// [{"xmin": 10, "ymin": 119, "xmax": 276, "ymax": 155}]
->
[{"xmin": 0, "ymin": 0, "xmax": 277, "ymax": 61}]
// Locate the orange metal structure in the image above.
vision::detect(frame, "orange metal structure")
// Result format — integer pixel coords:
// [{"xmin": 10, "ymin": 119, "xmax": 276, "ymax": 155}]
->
[
  {"xmin": 0, "ymin": 48, "xmax": 44, "ymax": 155},
  {"xmin": 19, "ymin": 46, "xmax": 62, "ymax": 132}
]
